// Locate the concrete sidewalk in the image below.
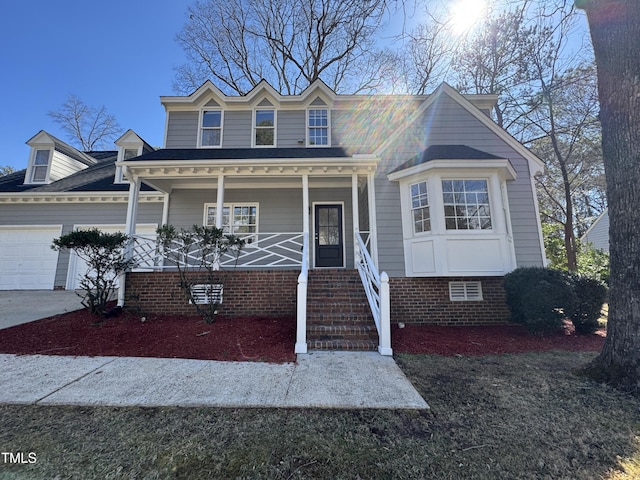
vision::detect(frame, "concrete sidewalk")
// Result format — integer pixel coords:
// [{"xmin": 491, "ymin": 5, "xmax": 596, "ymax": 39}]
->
[{"xmin": 0, "ymin": 352, "xmax": 429, "ymax": 409}]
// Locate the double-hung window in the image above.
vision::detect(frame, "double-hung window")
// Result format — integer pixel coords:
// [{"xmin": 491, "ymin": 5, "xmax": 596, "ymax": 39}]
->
[
  {"xmin": 204, "ymin": 203, "xmax": 259, "ymax": 240},
  {"xmin": 29, "ymin": 149, "xmax": 51, "ymax": 183},
  {"xmin": 442, "ymin": 179, "xmax": 492, "ymax": 230},
  {"xmin": 254, "ymin": 110, "xmax": 275, "ymax": 146},
  {"xmin": 201, "ymin": 110, "xmax": 222, "ymax": 147},
  {"xmin": 410, "ymin": 181, "xmax": 431, "ymax": 233},
  {"xmin": 308, "ymin": 109, "xmax": 329, "ymax": 146}
]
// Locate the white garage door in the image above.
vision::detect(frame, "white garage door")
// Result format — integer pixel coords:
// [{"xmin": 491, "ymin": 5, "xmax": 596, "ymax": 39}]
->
[
  {"xmin": 0, "ymin": 226, "xmax": 62, "ymax": 290},
  {"xmin": 67, "ymin": 224, "xmax": 157, "ymax": 290}
]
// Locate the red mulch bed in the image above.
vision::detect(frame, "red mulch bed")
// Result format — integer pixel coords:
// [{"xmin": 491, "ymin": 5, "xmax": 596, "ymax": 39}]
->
[
  {"xmin": 0, "ymin": 308, "xmax": 605, "ymax": 363},
  {"xmin": 0, "ymin": 308, "xmax": 297, "ymax": 363},
  {"xmin": 392, "ymin": 322, "xmax": 606, "ymax": 356}
]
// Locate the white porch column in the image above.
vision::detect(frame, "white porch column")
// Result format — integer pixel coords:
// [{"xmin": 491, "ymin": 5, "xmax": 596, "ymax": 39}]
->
[
  {"xmin": 215, "ymin": 175, "xmax": 225, "ymax": 229},
  {"xmin": 296, "ymin": 174, "xmax": 310, "ymax": 354},
  {"xmin": 118, "ymin": 176, "xmax": 141, "ymax": 306},
  {"xmin": 161, "ymin": 193, "xmax": 170, "ymax": 226},
  {"xmin": 352, "ymin": 174, "xmax": 360, "ymax": 268},
  {"xmin": 367, "ymin": 173, "xmax": 379, "ymax": 268}
]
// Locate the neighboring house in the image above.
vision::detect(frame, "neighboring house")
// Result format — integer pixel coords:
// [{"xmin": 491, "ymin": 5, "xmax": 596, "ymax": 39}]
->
[
  {"xmin": 581, "ymin": 208, "xmax": 609, "ymax": 253},
  {"xmin": 0, "ymin": 80, "xmax": 546, "ymax": 355}
]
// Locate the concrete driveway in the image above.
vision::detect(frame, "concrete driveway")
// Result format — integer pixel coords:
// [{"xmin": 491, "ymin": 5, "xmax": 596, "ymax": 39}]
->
[{"xmin": 0, "ymin": 290, "xmax": 84, "ymax": 329}]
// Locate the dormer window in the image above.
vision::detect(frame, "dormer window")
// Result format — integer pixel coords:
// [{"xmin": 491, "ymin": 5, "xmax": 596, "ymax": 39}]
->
[
  {"xmin": 200, "ymin": 110, "xmax": 222, "ymax": 147},
  {"xmin": 307, "ymin": 109, "xmax": 329, "ymax": 146},
  {"xmin": 29, "ymin": 149, "xmax": 51, "ymax": 183},
  {"xmin": 115, "ymin": 147, "xmax": 141, "ymax": 183},
  {"xmin": 254, "ymin": 110, "xmax": 275, "ymax": 147}
]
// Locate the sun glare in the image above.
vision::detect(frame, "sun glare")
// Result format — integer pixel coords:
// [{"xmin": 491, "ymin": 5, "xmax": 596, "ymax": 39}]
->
[{"xmin": 449, "ymin": 0, "xmax": 488, "ymax": 35}]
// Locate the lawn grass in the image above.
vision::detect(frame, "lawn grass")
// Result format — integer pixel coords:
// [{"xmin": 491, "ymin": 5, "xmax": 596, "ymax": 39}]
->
[{"xmin": 1, "ymin": 351, "xmax": 639, "ymax": 479}]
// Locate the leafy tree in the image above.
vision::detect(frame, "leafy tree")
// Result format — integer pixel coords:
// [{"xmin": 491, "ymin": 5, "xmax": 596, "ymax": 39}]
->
[
  {"xmin": 48, "ymin": 94, "xmax": 122, "ymax": 151},
  {"xmin": 174, "ymin": 0, "xmax": 390, "ymax": 94},
  {"xmin": 576, "ymin": 0, "xmax": 640, "ymax": 393},
  {"xmin": 52, "ymin": 229, "xmax": 135, "ymax": 317},
  {"xmin": 0, "ymin": 166, "xmax": 15, "ymax": 176}
]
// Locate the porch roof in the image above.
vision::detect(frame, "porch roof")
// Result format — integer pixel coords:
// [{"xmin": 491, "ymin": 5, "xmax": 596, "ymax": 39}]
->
[
  {"xmin": 119, "ymin": 148, "xmax": 378, "ymax": 193},
  {"xmin": 127, "ymin": 147, "xmax": 351, "ymax": 162}
]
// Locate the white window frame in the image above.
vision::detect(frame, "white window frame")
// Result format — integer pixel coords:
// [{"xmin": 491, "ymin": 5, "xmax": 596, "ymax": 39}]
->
[
  {"xmin": 199, "ymin": 109, "xmax": 224, "ymax": 148},
  {"xmin": 203, "ymin": 202, "xmax": 260, "ymax": 241},
  {"xmin": 306, "ymin": 108, "xmax": 330, "ymax": 147},
  {"xmin": 253, "ymin": 109, "xmax": 276, "ymax": 147},
  {"xmin": 114, "ymin": 146, "xmax": 142, "ymax": 184},
  {"xmin": 441, "ymin": 178, "xmax": 493, "ymax": 231},
  {"xmin": 27, "ymin": 149, "xmax": 52, "ymax": 184},
  {"xmin": 410, "ymin": 180, "xmax": 431, "ymax": 234}
]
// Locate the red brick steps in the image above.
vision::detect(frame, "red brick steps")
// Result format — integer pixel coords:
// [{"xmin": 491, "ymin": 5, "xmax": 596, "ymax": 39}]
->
[{"xmin": 306, "ymin": 270, "xmax": 378, "ymax": 352}]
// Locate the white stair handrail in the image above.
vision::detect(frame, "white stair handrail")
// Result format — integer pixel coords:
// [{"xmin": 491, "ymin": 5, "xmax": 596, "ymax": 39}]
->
[{"xmin": 355, "ymin": 229, "xmax": 392, "ymax": 356}]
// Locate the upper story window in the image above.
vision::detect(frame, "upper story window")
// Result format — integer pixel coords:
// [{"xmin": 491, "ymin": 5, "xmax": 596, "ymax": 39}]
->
[
  {"xmin": 442, "ymin": 179, "xmax": 492, "ymax": 230},
  {"xmin": 29, "ymin": 149, "xmax": 51, "ymax": 183},
  {"xmin": 410, "ymin": 181, "xmax": 431, "ymax": 233},
  {"xmin": 254, "ymin": 110, "xmax": 275, "ymax": 147},
  {"xmin": 308, "ymin": 109, "xmax": 329, "ymax": 146},
  {"xmin": 200, "ymin": 110, "xmax": 223, "ymax": 147}
]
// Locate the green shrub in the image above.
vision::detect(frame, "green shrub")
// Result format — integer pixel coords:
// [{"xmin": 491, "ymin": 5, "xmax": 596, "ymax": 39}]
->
[
  {"xmin": 52, "ymin": 229, "xmax": 135, "ymax": 316},
  {"xmin": 570, "ymin": 275, "xmax": 607, "ymax": 334},
  {"xmin": 504, "ymin": 267, "xmax": 577, "ymax": 335}
]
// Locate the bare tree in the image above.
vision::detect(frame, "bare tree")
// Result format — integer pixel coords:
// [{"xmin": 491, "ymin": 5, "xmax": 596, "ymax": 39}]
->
[
  {"xmin": 175, "ymin": 0, "xmax": 389, "ymax": 95},
  {"xmin": 48, "ymin": 95, "xmax": 122, "ymax": 151},
  {"xmin": 577, "ymin": 0, "xmax": 640, "ymax": 394}
]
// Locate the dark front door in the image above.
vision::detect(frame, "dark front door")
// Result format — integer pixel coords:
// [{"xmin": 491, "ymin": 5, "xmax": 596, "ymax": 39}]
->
[{"xmin": 314, "ymin": 204, "xmax": 344, "ymax": 268}]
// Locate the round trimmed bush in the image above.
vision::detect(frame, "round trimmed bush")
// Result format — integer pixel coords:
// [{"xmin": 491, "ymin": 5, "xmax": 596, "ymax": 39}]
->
[{"xmin": 504, "ymin": 267, "xmax": 577, "ymax": 335}]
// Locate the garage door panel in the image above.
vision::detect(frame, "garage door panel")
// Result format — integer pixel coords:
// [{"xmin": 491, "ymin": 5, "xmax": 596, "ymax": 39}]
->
[{"xmin": 0, "ymin": 227, "xmax": 60, "ymax": 290}]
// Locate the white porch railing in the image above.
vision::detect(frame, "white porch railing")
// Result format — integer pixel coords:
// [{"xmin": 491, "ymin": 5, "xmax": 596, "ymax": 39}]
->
[
  {"xmin": 295, "ymin": 232, "xmax": 309, "ymax": 354},
  {"xmin": 355, "ymin": 229, "xmax": 392, "ymax": 356},
  {"xmin": 132, "ymin": 232, "xmax": 305, "ymax": 270}
]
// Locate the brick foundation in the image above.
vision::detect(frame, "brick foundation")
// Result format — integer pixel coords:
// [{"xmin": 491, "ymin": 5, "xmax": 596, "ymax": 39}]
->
[
  {"xmin": 125, "ymin": 270, "xmax": 298, "ymax": 317},
  {"xmin": 389, "ymin": 276, "xmax": 509, "ymax": 325},
  {"xmin": 126, "ymin": 271, "xmax": 509, "ymax": 325}
]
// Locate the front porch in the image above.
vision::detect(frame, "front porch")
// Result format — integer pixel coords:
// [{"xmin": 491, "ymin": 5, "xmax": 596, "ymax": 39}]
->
[{"xmin": 120, "ymin": 152, "xmax": 393, "ymax": 355}]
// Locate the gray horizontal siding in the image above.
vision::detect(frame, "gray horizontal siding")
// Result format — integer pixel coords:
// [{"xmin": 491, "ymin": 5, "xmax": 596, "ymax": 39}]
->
[
  {"xmin": 166, "ymin": 111, "xmax": 198, "ymax": 148},
  {"xmin": 277, "ymin": 110, "xmax": 306, "ymax": 147},
  {"xmin": 222, "ymin": 111, "xmax": 252, "ymax": 148},
  {"xmin": 0, "ymin": 202, "xmax": 163, "ymax": 288},
  {"xmin": 374, "ymin": 93, "xmax": 544, "ymax": 271}
]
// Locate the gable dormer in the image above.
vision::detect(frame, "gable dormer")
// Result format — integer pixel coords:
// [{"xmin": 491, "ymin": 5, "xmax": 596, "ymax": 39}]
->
[
  {"xmin": 114, "ymin": 130, "xmax": 155, "ymax": 183},
  {"xmin": 24, "ymin": 131, "xmax": 96, "ymax": 185},
  {"xmin": 161, "ymin": 79, "xmax": 337, "ymax": 150}
]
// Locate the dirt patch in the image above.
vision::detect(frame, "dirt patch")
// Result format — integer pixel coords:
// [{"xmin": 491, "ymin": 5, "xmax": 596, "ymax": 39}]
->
[{"xmin": 0, "ymin": 307, "xmax": 605, "ymax": 362}]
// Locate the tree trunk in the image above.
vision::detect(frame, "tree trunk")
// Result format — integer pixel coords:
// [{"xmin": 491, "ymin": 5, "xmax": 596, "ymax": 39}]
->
[{"xmin": 577, "ymin": 0, "xmax": 640, "ymax": 393}]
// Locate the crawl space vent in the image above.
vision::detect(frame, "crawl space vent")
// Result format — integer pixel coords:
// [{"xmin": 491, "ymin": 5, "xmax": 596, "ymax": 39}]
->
[
  {"xmin": 190, "ymin": 284, "xmax": 224, "ymax": 304},
  {"xmin": 449, "ymin": 281, "xmax": 483, "ymax": 301}
]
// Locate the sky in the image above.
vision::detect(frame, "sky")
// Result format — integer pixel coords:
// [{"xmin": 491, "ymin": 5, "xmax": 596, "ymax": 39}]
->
[
  {"xmin": 0, "ymin": 1, "xmax": 590, "ymax": 172},
  {"xmin": 0, "ymin": 0, "xmax": 188, "ymax": 170}
]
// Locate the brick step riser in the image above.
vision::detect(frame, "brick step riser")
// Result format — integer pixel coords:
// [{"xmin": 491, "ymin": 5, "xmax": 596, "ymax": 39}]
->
[
  {"xmin": 307, "ymin": 314, "xmax": 373, "ymax": 323},
  {"xmin": 307, "ymin": 340, "xmax": 378, "ymax": 351}
]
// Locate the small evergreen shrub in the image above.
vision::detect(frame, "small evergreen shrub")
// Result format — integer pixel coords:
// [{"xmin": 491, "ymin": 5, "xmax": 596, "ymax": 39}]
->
[
  {"xmin": 504, "ymin": 267, "xmax": 577, "ymax": 335},
  {"xmin": 570, "ymin": 275, "xmax": 607, "ymax": 334}
]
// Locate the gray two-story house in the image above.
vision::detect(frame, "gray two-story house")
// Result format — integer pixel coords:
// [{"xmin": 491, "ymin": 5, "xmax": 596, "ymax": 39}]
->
[{"xmin": 0, "ymin": 79, "xmax": 546, "ymax": 355}]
